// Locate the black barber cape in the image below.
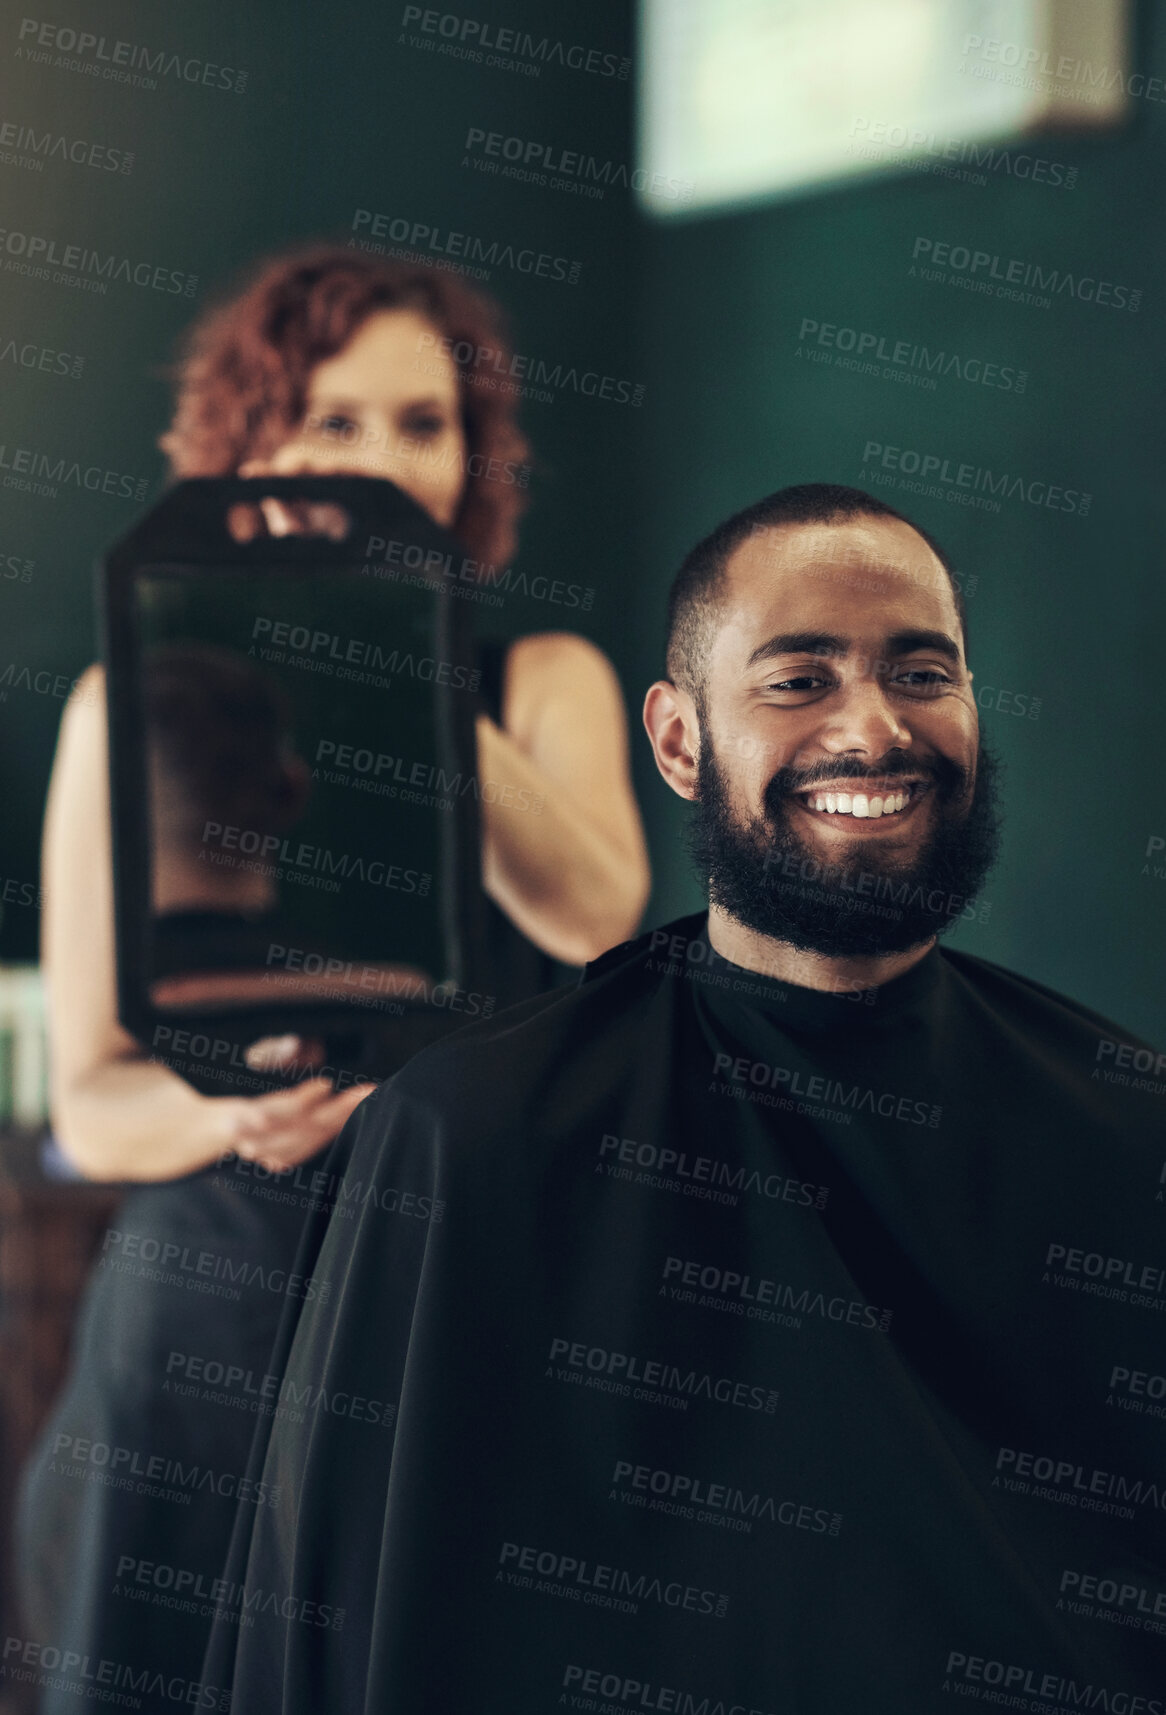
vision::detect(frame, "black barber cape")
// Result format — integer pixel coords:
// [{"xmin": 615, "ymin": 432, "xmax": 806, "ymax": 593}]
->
[{"xmin": 207, "ymin": 914, "xmax": 1166, "ymax": 1715}]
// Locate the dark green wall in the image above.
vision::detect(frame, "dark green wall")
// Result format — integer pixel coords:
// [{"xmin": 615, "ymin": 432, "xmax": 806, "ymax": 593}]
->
[{"xmin": 631, "ymin": 12, "xmax": 1166, "ymax": 1045}]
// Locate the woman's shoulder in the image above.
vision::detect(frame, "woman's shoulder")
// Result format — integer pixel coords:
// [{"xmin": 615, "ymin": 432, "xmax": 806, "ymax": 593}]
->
[
  {"xmin": 503, "ymin": 630, "xmax": 618, "ymax": 688},
  {"xmin": 505, "ymin": 630, "xmax": 608, "ymax": 664},
  {"xmin": 500, "ymin": 631, "xmax": 623, "ymax": 731}
]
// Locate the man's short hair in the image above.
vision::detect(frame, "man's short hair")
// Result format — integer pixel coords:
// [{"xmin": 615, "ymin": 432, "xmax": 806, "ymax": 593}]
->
[{"xmin": 665, "ymin": 483, "xmax": 968, "ymax": 702}]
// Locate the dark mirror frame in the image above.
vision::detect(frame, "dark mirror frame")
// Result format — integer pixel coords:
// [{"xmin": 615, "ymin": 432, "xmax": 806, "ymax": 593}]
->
[{"xmin": 100, "ymin": 476, "xmax": 490, "ymax": 1087}]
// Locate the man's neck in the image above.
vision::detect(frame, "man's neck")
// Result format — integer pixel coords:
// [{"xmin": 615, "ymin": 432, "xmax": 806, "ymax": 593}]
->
[{"xmin": 705, "ymin": 903, "xmax": 936, "ymax": 993}]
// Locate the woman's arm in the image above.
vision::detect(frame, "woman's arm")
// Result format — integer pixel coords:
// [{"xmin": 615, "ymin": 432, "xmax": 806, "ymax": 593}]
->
[
  {"xmin": 476, "ymin": 633, "xmax": 651, "ymax": 967},
  {"xmin": 42, "ymin": 665, "xmax": 370, "ymax": 1182}
]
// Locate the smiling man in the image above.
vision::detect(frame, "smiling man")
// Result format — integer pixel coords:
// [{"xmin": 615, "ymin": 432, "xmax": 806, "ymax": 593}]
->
[
  {"xmin": 652, "ymin": 484, "xmax": 1000, "ymax": 983},
  {"xmin": 206, "ymin": 486, "xmax": 1163, "ymax": 1715}
]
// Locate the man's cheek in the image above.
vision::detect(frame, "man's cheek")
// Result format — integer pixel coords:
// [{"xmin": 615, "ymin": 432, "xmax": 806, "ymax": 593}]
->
[
  {"xmin": 723, "ymin": 730, "xmax": 770, "ymax": 765},
  {"xmin": 954, "ymin": 684, "xmax": 980, "ymax": 724}
]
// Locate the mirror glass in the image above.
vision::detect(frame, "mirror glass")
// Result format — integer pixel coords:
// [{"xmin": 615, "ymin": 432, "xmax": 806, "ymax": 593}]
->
[{"xmin": 132, "ymin": 560, "xmax": 475, "ymax": 1022}]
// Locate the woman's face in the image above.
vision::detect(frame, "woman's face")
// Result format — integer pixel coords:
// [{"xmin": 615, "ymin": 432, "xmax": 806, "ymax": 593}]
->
[{"xmin": 242, "ymin": 307, "xmax": 468, "ymax": 527}]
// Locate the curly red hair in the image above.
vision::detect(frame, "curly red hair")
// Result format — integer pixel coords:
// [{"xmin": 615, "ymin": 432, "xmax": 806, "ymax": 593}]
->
[{"xmin": 160, "ymin": 245, "xmax": 532, "ymax": 569}]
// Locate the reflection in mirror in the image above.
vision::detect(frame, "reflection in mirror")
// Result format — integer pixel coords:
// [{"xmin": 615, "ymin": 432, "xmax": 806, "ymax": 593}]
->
[{"xmin": 134, "ymin": 562, "xmax": 466, "ymax": 1026}]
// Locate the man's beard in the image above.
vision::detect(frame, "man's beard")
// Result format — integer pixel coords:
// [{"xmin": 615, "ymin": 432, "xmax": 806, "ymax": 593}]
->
[{"xmin": 689, "ymin": 728, "xmax": 1003, "ymax": 958}]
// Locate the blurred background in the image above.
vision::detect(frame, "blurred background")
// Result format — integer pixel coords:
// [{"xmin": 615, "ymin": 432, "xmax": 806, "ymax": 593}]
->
[
  {"xmin": 1, "ymin": 0, "xmax": 1162, "ymax": 1037},
  {"xmin": 0, "ymin": 0, "xmax": 1162, "ymax": 1684}
]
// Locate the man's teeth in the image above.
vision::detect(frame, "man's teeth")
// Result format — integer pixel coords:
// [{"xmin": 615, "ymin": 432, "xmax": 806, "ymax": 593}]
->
[{"xmin": 805, "ymin": 788, "xmax": 912, "ymax": 818}]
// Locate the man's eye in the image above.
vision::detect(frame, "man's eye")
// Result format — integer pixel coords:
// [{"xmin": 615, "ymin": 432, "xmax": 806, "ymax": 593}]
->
[
  {"xmin": 768, "ymin": 674, "xmax": 829, "ymax": 693},
  {"xmin": 892, "ymin": 669, "xmax": 952, "ymax": 690},
  {"xmin": 315, "ymin": 414, "xmax": 357, "ymax": 438}
]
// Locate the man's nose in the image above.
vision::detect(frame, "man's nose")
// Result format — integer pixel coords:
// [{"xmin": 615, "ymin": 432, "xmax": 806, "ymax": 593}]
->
[{"xmin": 818, "ymin": 676, "xmax": 911, "ymax": 755}]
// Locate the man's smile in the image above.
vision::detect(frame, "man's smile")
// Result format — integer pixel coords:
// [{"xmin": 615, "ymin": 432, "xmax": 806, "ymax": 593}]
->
[{"xmin": 789, "ymin": 778, "xmax": 932, "ymax": 826}]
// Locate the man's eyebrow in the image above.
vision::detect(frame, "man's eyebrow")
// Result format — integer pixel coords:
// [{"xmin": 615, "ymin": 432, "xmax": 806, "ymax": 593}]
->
[
  {"xmin": 885, "ymin": 628, "xmax": 962, "ymax": 665},
  {"xmin": 745, "ymin": 631, "xmax": 849, "ymax": 667},
  {"xmin": 744, "ymin": 627, "xmax": 963, "ymax": 670}
]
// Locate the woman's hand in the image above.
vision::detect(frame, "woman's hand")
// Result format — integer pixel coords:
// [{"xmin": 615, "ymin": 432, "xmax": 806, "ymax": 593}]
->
[
  {"xmin": 227, "ymin": 453, "xmax": 353, "ymax": 542},
  {"xmin": 221, "ymin": 1074, "xmax": 375, "ymax": 1174},
  {"xmin": 242, "ymin": 1033, "xmax": 326, "ymax": 1074}
]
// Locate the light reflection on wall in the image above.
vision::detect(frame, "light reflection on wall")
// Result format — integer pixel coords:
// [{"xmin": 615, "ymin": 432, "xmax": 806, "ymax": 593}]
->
[{"xmin": 638, "ymin": 0, "xmax": 1129, "ymax": 217}]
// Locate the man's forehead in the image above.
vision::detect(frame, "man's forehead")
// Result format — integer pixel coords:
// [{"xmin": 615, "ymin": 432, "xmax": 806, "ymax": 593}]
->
[{"xmin": 718, "ymin": 518, "xmax": 961, "ymax": 642}]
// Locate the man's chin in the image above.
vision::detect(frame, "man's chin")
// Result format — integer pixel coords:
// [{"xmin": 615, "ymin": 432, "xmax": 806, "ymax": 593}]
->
[
  {"xmin": 782, "ymin": 826, "xmax": 926, "ymax": 877},
  {"xmin": 711, "ymin": 861, "xmax": 960, "ymax": 957},
  {"xmin": 707, "ymin": 810, "xmax": 983, "ymax": 957}
]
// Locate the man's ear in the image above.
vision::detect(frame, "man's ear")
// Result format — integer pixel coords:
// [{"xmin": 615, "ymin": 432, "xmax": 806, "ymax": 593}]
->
[{"xmin": 643, "ymin": 680, "xmax": 701, "ymax": 802}]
